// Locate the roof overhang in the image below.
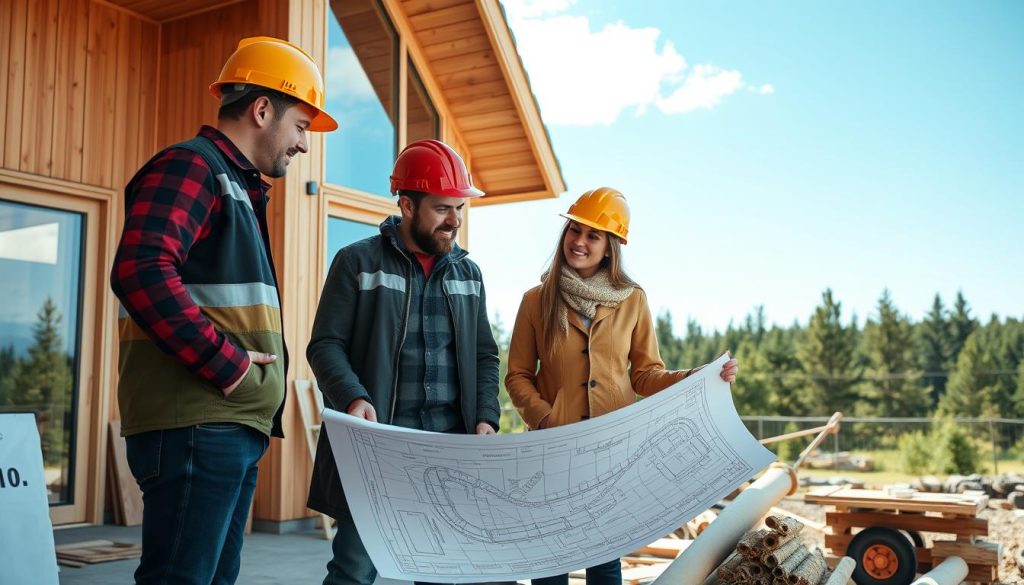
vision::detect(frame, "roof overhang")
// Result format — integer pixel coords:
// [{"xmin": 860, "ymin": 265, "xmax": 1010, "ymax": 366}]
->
[{"xmin": 390, "ymin": 0, "xmax": 565, "ymax": 206}]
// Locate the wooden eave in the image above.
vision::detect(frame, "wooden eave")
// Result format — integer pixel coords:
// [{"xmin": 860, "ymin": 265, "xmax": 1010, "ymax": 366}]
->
[{"xmin": 392, "ymin": 0, "xmax": 565, "ymax": 206}]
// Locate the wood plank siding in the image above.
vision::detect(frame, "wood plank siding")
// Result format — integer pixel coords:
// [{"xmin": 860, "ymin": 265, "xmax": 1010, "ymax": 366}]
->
[{"xmin": 1, "ymin": 0, "xmax": 159, "ymax": 191}]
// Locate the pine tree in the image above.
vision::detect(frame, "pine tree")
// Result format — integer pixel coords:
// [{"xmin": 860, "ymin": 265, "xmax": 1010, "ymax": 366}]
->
[
  {"xmin": 939, "ymin": 331, "xmax": 998, "ymax": 417},
  {"xmin": 655, "ymin": 311, "xmax": 683, "ymax": 369},
  {"xmin": 731, "ymin": 339, "xmax": 773, "ymax": 415},
  {"xmin": 859, "ymin": 290, "xmax": 929, "ymax": 417},
  {"xmin": 795, "ymin": 289, "xmax": 860, "ymax": 416},
  {"xmin": 743, "ymin": 306, "xmax": 768, "ymax": 347},
  {"xmin": 0, "ymin": 344, "xmax": 16, "ymax": 405},
  {"xmin": 759, "ymin": 327, "xmax": 802, "ymax": 415},
  {"xmin": 1015, "ymin": 359, "xmax": 1024, "ymax": 418},
  {"xmin": 10, "ymin": 298, "xmax": 74, "ymax": 464},
  {"xmin": 915, "ymin": 294, "xmax": 951, "ymax": 406},
  {"xmin": 948, "ymin": 291, "xmax": 978, "ymax": 365},
  {"xmin": 988, "ymin": 317, "xmax": 1024, "ymax": 417}
]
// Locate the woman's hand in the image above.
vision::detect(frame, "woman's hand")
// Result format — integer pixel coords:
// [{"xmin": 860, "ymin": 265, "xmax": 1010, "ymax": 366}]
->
[{"xmin": 720, "ymin": 358, "xmax": 739, "ymax": 383}]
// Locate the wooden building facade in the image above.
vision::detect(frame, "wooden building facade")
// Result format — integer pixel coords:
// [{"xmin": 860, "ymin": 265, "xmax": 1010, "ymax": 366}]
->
[{"xmin": 0, "ymin": 0, "xmax": 563, "ymax": 528}]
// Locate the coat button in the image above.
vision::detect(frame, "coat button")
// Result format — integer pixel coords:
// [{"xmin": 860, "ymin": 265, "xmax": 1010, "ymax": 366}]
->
[{"xmin": 589, "ymin": 380, "xmax": 597, "ymax": 388}]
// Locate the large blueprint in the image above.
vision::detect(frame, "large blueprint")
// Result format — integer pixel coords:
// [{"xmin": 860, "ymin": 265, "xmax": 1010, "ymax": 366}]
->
[{"xmin": 322, "ymin": 354, "xmax": 775, "ymax": 582}]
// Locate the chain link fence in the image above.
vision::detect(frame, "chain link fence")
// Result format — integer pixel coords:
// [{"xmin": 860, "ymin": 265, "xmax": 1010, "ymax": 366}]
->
[{"xmin": 742, "ymin": 415, "xmax": 1024, "ymax": 475}]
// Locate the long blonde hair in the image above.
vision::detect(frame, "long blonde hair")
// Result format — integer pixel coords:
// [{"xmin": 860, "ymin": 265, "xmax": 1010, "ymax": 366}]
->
[{"xmin": 538, "ymin": 220, "xmax": 637, "ymax": 354}]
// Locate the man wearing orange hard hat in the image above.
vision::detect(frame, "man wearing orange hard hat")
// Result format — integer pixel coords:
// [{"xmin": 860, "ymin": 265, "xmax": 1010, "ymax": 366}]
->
[
  {"xmin": 307, "ymin": 139, "xmax": 501, "ymax": 585},
  {"xmin": 110, "ymin": 37, "xmax": 337, "ymax": 585}
]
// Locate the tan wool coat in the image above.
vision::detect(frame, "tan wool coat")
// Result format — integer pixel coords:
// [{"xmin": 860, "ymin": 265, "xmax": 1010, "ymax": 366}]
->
[{"xmin": 505, "ymin": 285, "xmax": 693, "ymax": 429}]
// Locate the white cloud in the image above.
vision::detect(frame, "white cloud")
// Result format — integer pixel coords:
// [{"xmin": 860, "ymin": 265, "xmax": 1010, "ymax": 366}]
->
[
  {"xmin": 759, "ymin": 84, "xmax": 775, "ymax": 94},
  {"xmin": 324, "ymin": 46, "xmax": 377, "ymax": 105},
  {"xmin": 501, "ymin": 0, "xmax": 771, "ymax": 125},
  {"xmin": 657, "ymin": 65, "xmax": 744, "ymax": 114}
]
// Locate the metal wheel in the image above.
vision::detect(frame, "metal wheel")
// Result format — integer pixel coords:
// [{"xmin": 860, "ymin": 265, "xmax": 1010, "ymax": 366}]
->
[{"xmin": 848, "ymin": 526, "xmax": 918, "ymax": 585}]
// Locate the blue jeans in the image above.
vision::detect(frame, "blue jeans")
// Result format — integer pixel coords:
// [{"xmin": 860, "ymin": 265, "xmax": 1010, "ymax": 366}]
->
[
  {"xmin": 125, "ymin": 423, "xmax": 268, "ymax": 585},
  {"xmin": 531, "ymin": 559, "xmax": 622, "ymax": 585}
]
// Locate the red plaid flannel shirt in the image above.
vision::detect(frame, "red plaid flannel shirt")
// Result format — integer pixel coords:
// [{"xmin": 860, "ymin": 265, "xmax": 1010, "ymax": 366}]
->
[{"xmin": 111, "ymin": 126, "xmax": 271, "ymax": 390}]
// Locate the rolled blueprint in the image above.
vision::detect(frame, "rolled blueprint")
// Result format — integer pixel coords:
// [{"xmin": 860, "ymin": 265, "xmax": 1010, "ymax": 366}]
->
[
  {"xmin": 910, "ymin": 556, "xmax": 969, "ymax": 585},
  {"xmin": 651, "ymin": 463, "xmax": 798, "ymax": 585}
]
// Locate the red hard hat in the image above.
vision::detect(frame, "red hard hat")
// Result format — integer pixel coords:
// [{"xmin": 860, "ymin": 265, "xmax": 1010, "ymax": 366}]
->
[{"xmin": 390, "ymin": 139, "xmax": 484, "ymax": 198}]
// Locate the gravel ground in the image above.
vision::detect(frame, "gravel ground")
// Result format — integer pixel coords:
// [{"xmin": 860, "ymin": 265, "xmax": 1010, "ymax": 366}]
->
[{"xmin": 774, "ymin": 496, "xmax": 1024, "ymax": 584}]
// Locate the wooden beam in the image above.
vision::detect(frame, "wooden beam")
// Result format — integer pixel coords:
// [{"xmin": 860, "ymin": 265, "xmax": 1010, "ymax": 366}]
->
[
  {"xmin": 421, "ymin": 32, "xmax": 490, "ymax": 60},
  {"xmin": 401, "ymin": 0, "xmax": 470, "ymax": 17},
  {"xmin": 408, "ymin": 2, "xmax": 479, "ymax": 32},
  {"xmin": 472, "ymin": 149, "xmax": 538, "ymax": 169},
  {"xmin": 429, "ymin": 49, "xmax": 495, "ymax": 76},
  {"xmin": 475, "ymin": 163, "xmax": 541, "ymax": 182},
  {"xmin": 465, "ymin": 137, "xmax": 531, "ymax": 158},
  {"xmin": 462, "ymin": 123, "xmax": 525, "ymax": 144},
  {"xmin": 415, "ymin": 18, "xmax": 483, "ymax": 46},
  {"xmin": 458, "ymin": 109, "xmax": 521, "ymax": 132}
]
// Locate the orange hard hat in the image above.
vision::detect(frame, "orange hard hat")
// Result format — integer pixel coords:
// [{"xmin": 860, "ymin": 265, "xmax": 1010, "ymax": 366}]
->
[
  {"xmin": 560, "ymin": 187, "xmax": 630, "ymax": 243},
  {"xmin": 211, "ymin": 36, "xmax": 338, "ymax": 132},
  {"xmin": 390, "ymin": 139, "xmax": 484, "ymax": 198}
]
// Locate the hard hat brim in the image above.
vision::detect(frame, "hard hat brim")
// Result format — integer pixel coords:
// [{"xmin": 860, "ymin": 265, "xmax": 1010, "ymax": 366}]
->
[
  {"xmin": 308, "ymin": 109, "xmax": 339, "ymax": 132},
  {"xmin": 209, "ymin": 82, "xmax": 339, "ymax": 132},
  {"xmin": 559, "ymin": 213, "xmax": 628, "ymax": 244}
]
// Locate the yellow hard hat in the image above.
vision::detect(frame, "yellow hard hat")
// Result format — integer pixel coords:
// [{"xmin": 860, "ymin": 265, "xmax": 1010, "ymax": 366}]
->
[
  {"xmin": 560, "ymin": 187, "xmax": 630, "ymax": 244},
  {"xmin": 211, "ymin": 36, "xmax": 338, "ymax": 132}
]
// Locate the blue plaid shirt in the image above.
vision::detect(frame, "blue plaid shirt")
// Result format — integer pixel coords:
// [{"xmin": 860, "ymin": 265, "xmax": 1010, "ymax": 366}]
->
[{"xmin": 391, "ymin": 248, "xmax": 462, "ymax": 432}]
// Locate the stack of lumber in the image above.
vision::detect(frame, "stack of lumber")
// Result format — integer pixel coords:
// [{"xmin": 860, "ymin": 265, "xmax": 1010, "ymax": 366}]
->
[
  {"xmin": 708, "ymin": 514, "xmax": 855, "ymax": 585},
  {"xmin": 55, "ymin": 540, "xmax": 142, "ymax": 568}
]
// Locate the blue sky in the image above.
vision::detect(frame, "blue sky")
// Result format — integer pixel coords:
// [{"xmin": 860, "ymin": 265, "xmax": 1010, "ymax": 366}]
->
[{"xmin": 469, "ymin": 0, "xmax": 1024, "ymax": 334}]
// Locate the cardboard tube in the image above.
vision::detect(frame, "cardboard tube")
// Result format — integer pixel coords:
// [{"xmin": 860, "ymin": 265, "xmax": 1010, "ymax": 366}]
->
[
  {"xmin": 651, "ymin": 465, "xmax": 798, "ymax": 585},
  {"xmin": 910, "ymin": 556, "xmax": 969, "ymax": 585},
  {"xmin": 822, "ymin": 557, "xmax": 855, "ymax": 585}
]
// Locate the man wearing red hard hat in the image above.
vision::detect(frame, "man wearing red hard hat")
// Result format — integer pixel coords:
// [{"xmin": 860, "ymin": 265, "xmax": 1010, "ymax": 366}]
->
[{"xmin": 306, "ymin": 139, "xmax": 500, "ymax": 585}]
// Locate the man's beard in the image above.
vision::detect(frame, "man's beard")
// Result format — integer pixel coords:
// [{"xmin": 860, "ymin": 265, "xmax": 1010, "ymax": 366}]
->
[{"xmin": 411, "ymin": 212, "xmax": 457, "ymax": 255}]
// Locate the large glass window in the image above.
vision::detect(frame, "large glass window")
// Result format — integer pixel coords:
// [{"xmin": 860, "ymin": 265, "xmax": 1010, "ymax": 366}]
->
[
  {"xmin": 326, "ymin": 216, "xmax": 379, "ymax": 273},
  {"xmin": 325, "ymin": 0, "xmax": 397, "ymax": 196},
  {"xmin": 407, "ymin": 58, "xmax": 439, "ymax": 145},
  {"xmin": 0, "ymin": 199, "xmax": 84, "ymax": 505}
]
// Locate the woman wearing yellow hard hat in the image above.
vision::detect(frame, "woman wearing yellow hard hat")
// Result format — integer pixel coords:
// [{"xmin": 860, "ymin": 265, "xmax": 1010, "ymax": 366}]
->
[{"xmin": 505, "ymin": 187, "xmax": 739, "ymax": 585}]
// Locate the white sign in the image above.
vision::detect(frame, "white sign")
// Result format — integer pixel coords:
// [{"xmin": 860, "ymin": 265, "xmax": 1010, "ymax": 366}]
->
[
  {"xmin": 0, "ymin": 413, "xmax": 60, "ymax": 585},
  {"xmin": 324, "ymin": 354, "xmax": 775, "ymax": 582}
]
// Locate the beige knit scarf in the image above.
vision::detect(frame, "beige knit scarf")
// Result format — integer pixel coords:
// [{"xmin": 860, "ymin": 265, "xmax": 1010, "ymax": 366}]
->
[{"xmin": 543, "ymin": 265, "xmax": 635, "ymax": 333}]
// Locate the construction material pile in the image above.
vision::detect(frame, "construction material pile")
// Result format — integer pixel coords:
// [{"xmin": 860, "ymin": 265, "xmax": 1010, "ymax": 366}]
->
[{"xmin": 708, "ymin": 514, "xmax": 854, "ymax": 585}]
